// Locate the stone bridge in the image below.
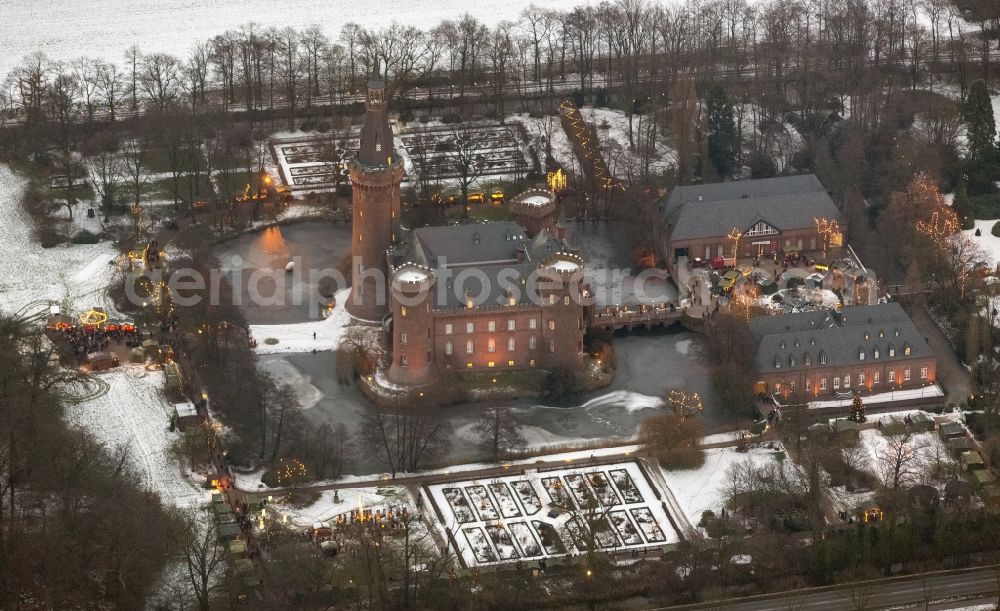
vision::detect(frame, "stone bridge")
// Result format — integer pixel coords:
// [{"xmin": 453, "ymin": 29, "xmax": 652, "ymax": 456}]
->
[{"xmin": 590, "ymin": 304, "xmax": 685, "ymax": 332}]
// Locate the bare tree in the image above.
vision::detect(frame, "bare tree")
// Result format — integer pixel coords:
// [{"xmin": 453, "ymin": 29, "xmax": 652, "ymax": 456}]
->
[
  {"xmin": 175, "ymin": 509, "xmax": 227, "ymax": 611},
  {"xmin": 140, "ymin": 52, "xmax": 181, "ymax": 111},
  {"xmin": 359, "ymin": 400, "xmax": 452, "ymax": 478},
  {"xmin": 471, "ymin": 406, "xmax": 525, "ymax": 462},
  {"xmin": 83, "ymin": 130, "xmax": 125, "ymax": 217},
  {"xmin": 878, "ymin": 433, "xmax": 927, "ymax": 491}
]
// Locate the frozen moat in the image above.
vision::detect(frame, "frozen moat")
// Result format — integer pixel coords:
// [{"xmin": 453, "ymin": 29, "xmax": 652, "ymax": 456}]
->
[{"xmin": 218, "ymin": 221, "xmax": 725, "ymax": 476}]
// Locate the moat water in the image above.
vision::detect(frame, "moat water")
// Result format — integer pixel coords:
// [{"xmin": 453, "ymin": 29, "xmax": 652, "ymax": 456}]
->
[{"xmin": 215, "ymin": 220, "xmax": 728, "ymax": 476}]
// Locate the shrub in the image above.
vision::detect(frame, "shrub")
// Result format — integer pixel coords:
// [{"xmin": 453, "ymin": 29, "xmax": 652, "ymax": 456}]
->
[
  {"xmin": 992, "ymin": 221, "xmax": 1000, "ymax": 238},
  {"xmin": 71, "ymin": 230, "xmax": 100, "ymax": 244}
]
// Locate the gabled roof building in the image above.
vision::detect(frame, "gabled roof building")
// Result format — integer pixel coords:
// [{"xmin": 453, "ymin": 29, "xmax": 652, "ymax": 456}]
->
[{"xmin": 661, "ymin": 175, "xmax": 846, "ymax": 262}]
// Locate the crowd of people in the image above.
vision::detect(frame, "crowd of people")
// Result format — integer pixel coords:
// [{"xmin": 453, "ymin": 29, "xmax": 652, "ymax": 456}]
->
[{"xmin": 51, "ymin": 323, "xmax": 142, "ymax": 364}]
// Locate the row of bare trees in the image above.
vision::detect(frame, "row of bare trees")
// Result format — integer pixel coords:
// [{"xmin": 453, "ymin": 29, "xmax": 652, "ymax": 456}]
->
[{"xmin": 1, "ymin": 0, "xmax": 994, "ymax": 129}]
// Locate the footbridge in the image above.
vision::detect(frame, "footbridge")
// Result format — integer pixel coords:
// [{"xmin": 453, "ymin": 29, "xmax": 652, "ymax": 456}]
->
[{"xmin": 590, "ymin": 303, "xmax": 686, "ymax": 332}]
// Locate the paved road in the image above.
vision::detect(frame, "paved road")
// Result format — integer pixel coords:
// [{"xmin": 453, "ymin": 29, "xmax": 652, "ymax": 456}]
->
[{"xmin": 655, "ymin": 566, "xmax": 1000, "ymax": 610}]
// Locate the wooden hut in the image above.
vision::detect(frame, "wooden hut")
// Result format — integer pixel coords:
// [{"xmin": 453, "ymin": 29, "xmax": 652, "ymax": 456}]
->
[
  {"xmin": 961, "ymin": 451, "xmax": 985, "ymax": 471},
  {"xmin": 172, "ymin": 400, "xmax": 200, "ymax": 431}
]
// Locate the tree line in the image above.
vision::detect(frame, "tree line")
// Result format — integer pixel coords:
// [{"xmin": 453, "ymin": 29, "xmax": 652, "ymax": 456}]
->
[{"xmin": 2, "ymin": 1, "xmax": 997, "ymax": 129}]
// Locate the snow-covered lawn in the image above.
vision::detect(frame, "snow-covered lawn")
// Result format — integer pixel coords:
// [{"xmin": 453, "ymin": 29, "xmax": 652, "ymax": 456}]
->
[
  {"xmin": 0, "ymin": 164, "xmax": 207, "ymax": 512},
  {"xmin": 850, "ymin": 428, "xmax": 955, "ymax": 489},
  {"xmin": 965, "ymin": 219, "xmax": 1000, "ymax": 268},
  {"xmin": 273, "ymin": 487, "xmax": 402, "ymax": 528},
  {"xmin": 660, "ymin": 443, "xmax": 788, "ymax": 529},
  {"xmin": 508, "ymin": 113, "xmax": 575, "ymax": 172},
  {"xmin": 583, "ymin": 106, "xmax": 677, "ymax": 179},
  {"xmin": 249, "ymin": 287, "xmax": 352, "ymax": 354},
  {"xmin": 0, "ymin": 165, "xmax": 118, "ymax": 315},
  {"xmin": 64, "ymin": 365, "xmax": 210, "ymax": 508},
  {"xmin": 808, "ymin": 384, "xmax": 944, "ymax": 410},
  {"xmin": 425, "ymin": 460, "xmax": 678, "ymax": 568}
]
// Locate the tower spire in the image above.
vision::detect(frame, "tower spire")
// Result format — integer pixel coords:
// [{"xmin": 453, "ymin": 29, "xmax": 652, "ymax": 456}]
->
[{"xmin": 357, "ymin": 62, "xmax": 394, "ymax": 167}]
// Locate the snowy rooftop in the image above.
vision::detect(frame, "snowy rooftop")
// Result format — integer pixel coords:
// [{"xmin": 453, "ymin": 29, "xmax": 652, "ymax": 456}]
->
[
  {"xmin": 173, "ymin": 401, "xmax": 198, "ymax": 419},
  {"xmin": 548, "ymin": 259, "xmax": 581, "ymax": 273},
  {"xmin": 521, "ymin": 194, "xmax": 552, "ymax": 207},
  {"xmin": 395, "ymin": 268, "xmax": 430, "ymax": 283}
]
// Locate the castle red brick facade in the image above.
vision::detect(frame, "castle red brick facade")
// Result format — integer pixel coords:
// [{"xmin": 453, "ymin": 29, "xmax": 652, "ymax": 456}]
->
[{"xmin": 347, "ymin": 75, "xmax": 587, "ymax": 387}]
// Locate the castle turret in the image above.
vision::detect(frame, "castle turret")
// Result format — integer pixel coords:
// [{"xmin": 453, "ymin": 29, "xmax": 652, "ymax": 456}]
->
[
  {"xmin": 510, "ymin": 189, "xmax": 556, "ymax": 238},
  {"xmin": 538, "ymin": 252, "xmax": 586, "ymax": 370},
  {"xmin": 347, "ymin": 69, "xmax": 404, "ymax": 322},
  {"xmin": 387, "ymin": 264, "xmax": 436, "ymax": 385}
]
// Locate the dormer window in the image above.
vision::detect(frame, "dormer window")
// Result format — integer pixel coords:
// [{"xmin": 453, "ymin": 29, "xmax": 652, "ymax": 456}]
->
[
  {"xmin": 895, "ymin": 328, "xmax": 900, "ymax": 337},
  {"xmin": 810, "ymin": 337, "xmax": 815, "ymax": 346},
  {"xmin": 819, "ymin": 351, "xmax": 827, "ymax": 365},
  {"xmin": 794, "ymin": 338, "xmax": 800, "ymax": 347},
  {"xmin": 874, "ymin": 348, "xmax": 880, "ymax": 359},
  {"xmin": 804, "ymin": 352, "xmax": 812, "ymax": 366},
  {"xmin": 864, "ymin": 331, "xmax": 869, "ymax": 340},
  {"xmin": 888, "ymin": 343, "xmax": 895, "ymax": 357},
  {"xmin": 774, "ymin": 356, "xmax": 782, "ymax": 369},
  {"xmin": 789, "ymin": 356, "xmax": 796, "ymax": 367},
  {"xmin": 859, "ymin": 347, "xmax": 865, "ymax": 361},
  {"xmin": 879, "ymin": 330, "xmax": 884, "ymax": 338},
  {"xmin": 779, "ymin": 340, "xmax": 785, "ymax": 349},
  {"xmin": 904, "ymin": 342, "xmax": 911, "ymax": 356}
]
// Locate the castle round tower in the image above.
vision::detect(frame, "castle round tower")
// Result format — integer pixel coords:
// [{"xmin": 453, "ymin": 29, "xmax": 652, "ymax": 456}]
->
[
  {"xmin": 510, "ymin": 189, "xmax": 556, "ymax": 238},
  {"xmin": 538, "ymin": 252, "xmax": 587, "ymax": 370},
  {"xmin": 347, "ymin": 71, "xmax": 404, "ymax": 322},
  {"xmin": 387, "ymin": 264, "xmax": 436, "ymax": 386}
]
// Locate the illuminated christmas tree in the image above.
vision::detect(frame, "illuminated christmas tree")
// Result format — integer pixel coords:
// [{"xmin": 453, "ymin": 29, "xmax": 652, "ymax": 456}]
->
[{"xmin": 848, "ymin": 393, "xmax": 866, "ymax": 423}]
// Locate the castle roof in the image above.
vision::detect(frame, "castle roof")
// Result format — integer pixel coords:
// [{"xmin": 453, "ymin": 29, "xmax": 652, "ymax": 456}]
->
[
  {"xmin": 749, "ymin": 303, "xmax": 933, "ymax": 373},
  {"xmin": 396, "ymin": 222, "xmax": 562, "ymax": 269}
]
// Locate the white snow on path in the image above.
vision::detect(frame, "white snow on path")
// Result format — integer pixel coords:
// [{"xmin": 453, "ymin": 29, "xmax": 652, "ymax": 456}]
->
[
  {"xmin": 250, "ymin": 287, "xmax": 352, "ymax": 354},
  {"xmin": 64, "ymin": 365, "xmax": 210, "ymax": 508},
  {"xmin": 965, "ymin": 219, "xmax": 1000, "ymax": 268},
  {"xmin": 0, "ymin": 165, "xmax": 118, "ymax": 314},
  {"xmin": 0, "ymin": 0, "xmax": 591, "ymax": 79}
]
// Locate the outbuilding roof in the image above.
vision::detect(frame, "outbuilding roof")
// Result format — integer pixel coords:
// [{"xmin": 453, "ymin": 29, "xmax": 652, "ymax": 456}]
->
[
  {"xmin": 750, "ymin": 303, "xmax": 932, "ymax": 373},
  {"xmin": 662, "ymin": 174, "xmax": 843, "ymax": 243}
]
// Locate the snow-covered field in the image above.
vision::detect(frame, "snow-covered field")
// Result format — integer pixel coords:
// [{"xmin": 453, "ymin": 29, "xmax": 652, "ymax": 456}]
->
[
  {"xmin": 64, "ymin": 365, "xmax": 210, "ymax": 507},
  {"xmin": 583, "ymin": 106, "xmax": 678, "ymax": 179},
  {"xmin": 0, "ymin": 165, "xmax": 118, "ymax": 315},
  {"xmin": 851, "ymin": 428, "xmax": 955, "ymax": 489},
  {"xmin": 425, "ymin": 460, "xmax": 678, "ymax": 567},
  {"xmin": 509, "ymin": 113, "xmax": 575, "ymax": 172},
  {"xmin": 0, "ymin": 163, "xmax": 207, "ymax": 510},
  {"xmin": 660, "ymin": 443, "xmax": 788, "ymax": 528},
  {"xmin": 0, "ymin": 0, "xmax": 585, "ymax": 78},
  {"xmin": 965, "ymin": 219, "xmax": 1000, "ymax": 268}
]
